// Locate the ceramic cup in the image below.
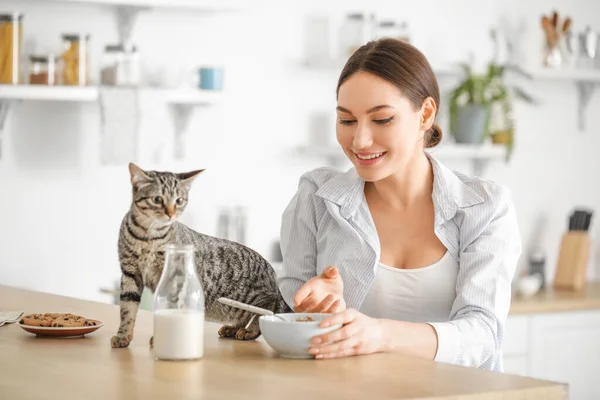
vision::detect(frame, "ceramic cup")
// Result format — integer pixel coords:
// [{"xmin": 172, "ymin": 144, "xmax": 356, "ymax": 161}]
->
[{"xmin": 199, "ymin": 67, "xmax": 224, "ymax": 90}]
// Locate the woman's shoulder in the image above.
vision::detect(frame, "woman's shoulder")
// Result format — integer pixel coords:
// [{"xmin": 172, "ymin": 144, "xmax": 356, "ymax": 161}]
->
[
  {"xmin": 298, "ymin": 166, "xmax": 348, "ymax": 186},
  {"xmin": 453, "ymin": 170, "xmax": 513, "ymax": 209},
  {"xmin": 287, "ymin": 167, "xmax": 362, "ymax": 218},
  {"xmin": 295, "ymin": 167, "xmax": 358, "ymax": 196},
  {"xmin": 447, "ymin": 170, "xmax": 516, "ymax": 237},
  {"xmin": 430, "ymin": 155, "xmax": 512, "ymax": 213},
  {"xmin": 450, "ymin": 171, "xmax": 521, "ymax": 255},
  {"xmin": 282, "ymin": 167, "xmax": 351, "ymax": 222}
]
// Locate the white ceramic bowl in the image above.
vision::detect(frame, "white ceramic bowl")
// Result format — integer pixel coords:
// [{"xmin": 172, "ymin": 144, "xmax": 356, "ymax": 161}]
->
[
  {"xmin": 517, "ymin": 274, "xmax": 543, "ymax": 297},
  {"xmin": 259, "ymin": 313, "xmax": 342, "ymax": 359}
]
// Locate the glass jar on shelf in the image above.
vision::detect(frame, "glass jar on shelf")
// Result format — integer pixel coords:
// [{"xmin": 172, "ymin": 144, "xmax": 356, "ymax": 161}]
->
[
  {"xmin": 376, "ymin": 20, "xmax": 411, "ymax": 43},
  {"xmin": 376, "ymin": 20, "xmax": 399, "ymax": 40},
  {"xmin": 28, "ymin": 54, "xmax": 60, "ymax": 85},
  {"xmin": 100, "ymin": 43, "xmax": 141, "ymax": 86},
  {"xmin": 61, "ymin": 33, "xmax": 90, "ymax": 86},
  {"xmin": 397, "ymin": 21, "xmax": 411, "ymax": 43},
  {"xmin": 339, "ymin": 13, "xmax": 369, "ymax": 59},
  {"xmin": 0, "ymin": 13, "xmax": 24, "ymax": 84}
]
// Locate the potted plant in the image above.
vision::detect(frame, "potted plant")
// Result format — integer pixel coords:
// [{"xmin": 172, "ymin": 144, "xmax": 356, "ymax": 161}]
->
[{"xmin": 449, "ymin": 62, "xmax": 534, "ymax": 160}]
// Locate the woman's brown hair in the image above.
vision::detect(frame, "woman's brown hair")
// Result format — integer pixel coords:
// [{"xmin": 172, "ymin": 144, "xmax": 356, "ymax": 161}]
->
[{"xmin": 336, "ymin": 38, "xmax": 442, "ymax": 148}]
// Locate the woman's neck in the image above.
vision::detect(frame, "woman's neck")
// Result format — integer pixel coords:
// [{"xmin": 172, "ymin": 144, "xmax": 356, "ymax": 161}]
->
[{"xmin": 366, "ymin": 152, "xmax": 433, "ymax": 210}]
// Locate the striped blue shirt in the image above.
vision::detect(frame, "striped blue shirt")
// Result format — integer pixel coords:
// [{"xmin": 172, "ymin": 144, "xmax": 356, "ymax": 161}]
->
[{"xmin": 278, "ymin": 155, "xmax": 522, "ymax": 371}]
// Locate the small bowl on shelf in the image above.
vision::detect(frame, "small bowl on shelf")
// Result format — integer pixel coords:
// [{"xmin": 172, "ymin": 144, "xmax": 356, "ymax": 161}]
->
[{"xmin": 517, "ymin": 274, "xmax": 543, "ymax": 297}]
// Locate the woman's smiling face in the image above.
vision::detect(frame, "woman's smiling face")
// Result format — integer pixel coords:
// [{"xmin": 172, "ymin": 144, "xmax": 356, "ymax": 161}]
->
[{"xmin": 336, "ymin": 71, "xmax": 433, "ymax": 182}]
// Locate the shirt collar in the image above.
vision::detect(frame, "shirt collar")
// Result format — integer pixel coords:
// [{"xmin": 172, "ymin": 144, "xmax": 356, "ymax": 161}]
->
[{"xmin": 314, "ymin": 154, "xmax": 485, "ymax": 223}]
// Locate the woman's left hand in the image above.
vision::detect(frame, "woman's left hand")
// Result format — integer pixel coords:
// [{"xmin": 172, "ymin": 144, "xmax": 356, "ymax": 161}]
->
[{"xmin": 309, "ymin": 308, "xmax": 385, "ymax": 359}]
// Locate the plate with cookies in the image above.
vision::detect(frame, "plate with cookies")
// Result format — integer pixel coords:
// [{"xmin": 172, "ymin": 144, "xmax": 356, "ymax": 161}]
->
[{"xmin": 18, "ymin": 313, "xmax": 103, "ymax": 337}]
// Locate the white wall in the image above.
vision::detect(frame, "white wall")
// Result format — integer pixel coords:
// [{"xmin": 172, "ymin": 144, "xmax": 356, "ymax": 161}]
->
[{"xmin": 1, "ymin": 0, "xmax": 599, "ymax": 303}]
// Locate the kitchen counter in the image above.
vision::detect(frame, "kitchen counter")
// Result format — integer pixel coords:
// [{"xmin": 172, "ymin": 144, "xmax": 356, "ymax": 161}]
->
[
  {"xmin": 0, "ymin": 285, "xmax": 567, "ymax": 400},
  {"xmin": 510, "ymin": 281, "xmax": 600, "ymax": 315}
]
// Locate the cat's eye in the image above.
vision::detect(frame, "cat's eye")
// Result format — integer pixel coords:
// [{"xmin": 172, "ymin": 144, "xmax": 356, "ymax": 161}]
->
[
  {"xmin": 176, "ymin": 198, "xmax": 184, "ymax": 206},
  {"xmin": 153, "ymin": 196, "xmax": 163, "ymax": 204}
]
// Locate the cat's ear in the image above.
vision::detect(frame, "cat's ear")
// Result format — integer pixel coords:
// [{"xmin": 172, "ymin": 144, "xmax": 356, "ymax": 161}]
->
[
  {"xmin": 129, "ymin": 163, "xmax": 152, "ymax": 187},
  {"xmin": 178, "ymin": 169, "xmax": 205, "ymax": 191}
]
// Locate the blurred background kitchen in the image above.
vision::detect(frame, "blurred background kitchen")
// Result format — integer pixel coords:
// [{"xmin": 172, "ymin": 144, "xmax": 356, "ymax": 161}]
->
[{"xmin": 0, "ymin": 0, "xmax": 599, "ymax": 396}]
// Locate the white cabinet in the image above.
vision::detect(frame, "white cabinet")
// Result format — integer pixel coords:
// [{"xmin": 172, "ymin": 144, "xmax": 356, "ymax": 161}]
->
[
  {"xmin": 503, "ymin": 310, "xmax": 600, "ymax": 400},
  {"xmin": 503, "ymin": 315, "xmax": 530, "ymax": 356},
  {"xmin": 503, "ymin": 315, "xmax": 531, "ymax": 377},
  {"xmin": 503, "ymin": 355, "xmax": 529, "ymax": 377},
  {"xmin": 530, "ymin": 310, "xmax": 600, "ymax": 400}
]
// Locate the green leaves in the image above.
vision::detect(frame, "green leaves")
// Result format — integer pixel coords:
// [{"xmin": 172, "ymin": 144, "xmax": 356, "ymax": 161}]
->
[
  {"xmin": 448, "ymin": 61, "xmax": 536, "ymax": 162},
  {"xmin": 450, "ymin": 61, "xmax": 535, "ymax": 106}
]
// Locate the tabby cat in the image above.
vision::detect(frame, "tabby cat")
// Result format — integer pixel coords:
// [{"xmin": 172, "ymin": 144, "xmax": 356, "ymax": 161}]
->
[{"xmin": 111, "ymin": 163, "xmax": 292, "ymax": 348}]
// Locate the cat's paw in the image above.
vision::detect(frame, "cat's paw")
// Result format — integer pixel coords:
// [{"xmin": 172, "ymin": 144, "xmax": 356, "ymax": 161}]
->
[
  {"xmin": 111, "ymin": 335, "xmax": 132, "ymax": 348},
  {"xmin": 235, "ymin": 328, "xmax": 260, "ymax": 341},
  {"xmin": 149, "ymin": 336, "xmax": 154, "ymax": 348},
  {"xmin": 218, "ymin": 325, "xmax": 260, "ymax": 340},
  {"xmin": 218, "ymin": 325, "xmax": 238, "ymax": 338}
]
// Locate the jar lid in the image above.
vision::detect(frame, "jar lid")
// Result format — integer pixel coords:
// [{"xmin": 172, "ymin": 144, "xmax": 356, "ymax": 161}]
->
[
  {"xmin": 62, "ymin": 33, "xmax": 91, "ymax": 41},
  {"xmin": 104, "ymin": 43, "xmax": 138, "ymax": 53},
  {"xmin": 347, "ymin": 13, "xmax": 364, "ymax": 20},
  {"xmin": 0, "ymin": 13, "xmax": 24, "ymax": 21},
  {"xmin": 29, "ymin": 54, "xmax": 60, "ymax": 63},
  {"xmin": 379, "ymin": 20, "xmax": 397, "ymax": 28}
]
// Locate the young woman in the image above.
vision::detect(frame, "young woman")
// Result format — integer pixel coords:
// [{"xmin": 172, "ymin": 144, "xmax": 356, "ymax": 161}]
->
[{"xmin": 278, "ymin": 38, "xmax": 521, "ymax": 371}]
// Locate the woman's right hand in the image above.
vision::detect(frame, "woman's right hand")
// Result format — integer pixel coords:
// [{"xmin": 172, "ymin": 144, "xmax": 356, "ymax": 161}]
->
[{"xmin": 293, "ymin": 266, "xmax": 346, "ymax": 313}]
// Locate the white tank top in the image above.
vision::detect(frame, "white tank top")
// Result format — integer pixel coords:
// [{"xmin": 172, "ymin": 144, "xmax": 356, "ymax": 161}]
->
[{"xmin": 359, "ymin": 251, "xmax": 459, "ymax": 323}]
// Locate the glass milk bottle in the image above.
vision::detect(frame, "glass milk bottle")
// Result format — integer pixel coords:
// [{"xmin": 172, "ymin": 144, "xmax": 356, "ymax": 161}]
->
[{"xmin": 153, "ymin": 244, "xmax": 205, "ymax": 361}]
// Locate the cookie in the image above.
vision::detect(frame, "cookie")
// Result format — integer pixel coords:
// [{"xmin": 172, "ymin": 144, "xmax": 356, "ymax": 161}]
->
[
  {"xmin": 19, "ymin": 312, "xmax": 96, "ymax": 328},
  {"xmin": 51, "ymin": 315, "xmax": 86, "ymax": 328},
  {"xmin": 20, "ymin": 314, "xmax": 54, "ymax": 327}
]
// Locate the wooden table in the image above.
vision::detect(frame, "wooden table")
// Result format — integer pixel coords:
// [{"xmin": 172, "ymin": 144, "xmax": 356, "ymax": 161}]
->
[{"xmin": 0, "ymin": 286, "xmax": 567, "ymax": 400}]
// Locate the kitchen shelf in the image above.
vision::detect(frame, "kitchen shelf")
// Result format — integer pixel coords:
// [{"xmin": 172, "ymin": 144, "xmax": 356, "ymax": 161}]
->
[
  {"xmin": 0, "ymin": 85, "xmax": 223, "ymax": 160},
  {"xmin": 297, "ymin": 143, "xmax": 506, "ymax": 176},
  {"xmin": 163, "ymin": 89, "xmax": 224, "ymax": 159},
  {"xmin": 428, "ymin": 143, "xmax": 506, "ymax": 175},
  {"xmin": 527, "ymin": 67, "xmax": 600, "ymax": 131},
  {"xmin": 529, "ymin": 67, "xmax": 600, "ymax": 82},
  {"xmin": 427, "ymin": 143, "xmax": 506, "ymax": 159},
  {"xmin": 0, "ymin": 85, "xmax": 98, "ymax": 102},
  {"xmin": 0, "ymin": 85, "xmax": 97, "ymax": 158},
  {"xmin": 0, "ymin": 0, "xmax": 233, "ymax": 161},
  {"xmin": 0, "ymin": 85, "xmax": 223, "ymax": 104}
]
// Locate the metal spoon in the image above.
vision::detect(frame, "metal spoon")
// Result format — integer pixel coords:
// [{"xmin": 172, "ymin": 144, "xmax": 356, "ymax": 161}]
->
[{"xmin": 217, "ymin": 298, "xmax": 287, "ymax": 322}]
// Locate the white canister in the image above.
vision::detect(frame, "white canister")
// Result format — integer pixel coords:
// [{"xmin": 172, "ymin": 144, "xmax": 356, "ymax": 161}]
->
[{"xmin": 100, "ymin": 43, "xmax": 141, "ymax": 86}]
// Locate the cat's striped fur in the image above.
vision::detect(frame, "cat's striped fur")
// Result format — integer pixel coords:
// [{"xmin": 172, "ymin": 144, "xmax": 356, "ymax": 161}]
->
[{"xmin": 111, "ymin": 163, "xmax": 291, "ymax": 348}]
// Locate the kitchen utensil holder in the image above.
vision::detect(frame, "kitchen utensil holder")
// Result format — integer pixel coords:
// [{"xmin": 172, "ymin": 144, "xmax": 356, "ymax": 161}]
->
[{"xmin": 553, "ymin": 231, "xmax": 590, "ymax": 291}]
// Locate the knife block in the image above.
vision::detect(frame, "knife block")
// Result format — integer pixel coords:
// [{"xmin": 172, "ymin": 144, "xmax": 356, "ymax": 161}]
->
[{"xmin": 553, "ymin": 231, "xmax": 590, "ymax": 291}]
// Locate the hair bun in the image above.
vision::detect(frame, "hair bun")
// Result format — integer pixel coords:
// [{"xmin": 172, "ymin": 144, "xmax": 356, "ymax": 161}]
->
[{"xmin": 426, "ymin": 123, "xmax": 442, "ymax": 148}]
